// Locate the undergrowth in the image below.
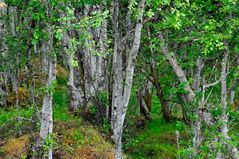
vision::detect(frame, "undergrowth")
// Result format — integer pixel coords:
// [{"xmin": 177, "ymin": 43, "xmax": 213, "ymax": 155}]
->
[{"xmin": 124, "ymin": 95, "xmax": 178, "ymax": 159}]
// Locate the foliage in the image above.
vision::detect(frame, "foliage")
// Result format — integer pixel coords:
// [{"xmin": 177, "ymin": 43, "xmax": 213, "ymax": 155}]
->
[{"xmin": 1, "ymin": 0, "xmax": 239, "ymax": 158}]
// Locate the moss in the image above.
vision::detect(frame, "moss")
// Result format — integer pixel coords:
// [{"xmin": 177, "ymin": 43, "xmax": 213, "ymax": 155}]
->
[
  {"xmin": 6, "ymin": 87, "xmax": 29, "ymax": 106},
  {"xmin": 55, "ymin": 145, "xmax": 114, "ymax": 159},
  {"xmin": 53, "ymin": 120, "xmax": 116, "ymax": 159},
  {"xmin": 32, "ymin": 57, "xmax": 41, "ymax": 70},
  {"xmin": 0, "ymin": 135, "xmax": 30, "ymax": 159}
]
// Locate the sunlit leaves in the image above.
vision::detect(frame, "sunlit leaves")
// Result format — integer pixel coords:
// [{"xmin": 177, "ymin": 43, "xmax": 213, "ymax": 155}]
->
[
  {"xmin": 54, "ymin": 27, "xmax": 63, "ymax": 41},
  {"xmin": 145, "ymin": 9, "xmax": 154, "ymax": 18},
  {"xmin": 31, "ymin": 27, "xmax": 47, "ymax": 45}
]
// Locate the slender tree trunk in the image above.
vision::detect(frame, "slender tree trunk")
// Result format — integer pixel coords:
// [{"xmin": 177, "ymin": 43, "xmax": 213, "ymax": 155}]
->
[
  {"xmin": 193, "ymin": 56, "xmax": 203, "ymax": 92},
  {"xmin": 219, "ymin": 47, "xmax": 239, "ymax": 159},
  {"xmin": 39, "ymin": 55, "xmax": 56, "ymax": 158},
  {"xmin": 111, "ymin": 0, "xmax": 146, "ymax": 158},
  {"xmin": 150, "ymin": 69, "xmax": 171, "ymax": 121},
  {"xmin": 137, "ymin": 80, "xmax": 152, "ymax": 120},
  {"xmin": 107, "ymin": 56, "xmax": 113, "ymax": 121},
  {"xmin": 36, "ymin": 1, "xmax": 56, "ymax": 158},
  {"xmin": 230, "ymin": 81, "xmax": 235, "ymax": 105},
  {"xmin": 192, "ymin": 56, "xmax": 203, "ymax": 155},
  {"xmin": 9, "ymin": 5, "xmax": 22, "ymax": 136},
  {"xmin": 63, "ymin": 10, "xmax": 84, "ymax": 111},
  {"xmin": 158, "ymin": 33, "xmax": 195, "ymax": 103},
  {"xmin": 111, "ymin": 1, "xmax": 123, "ymax": 158},
  {"xmin": 0, "ymin": 1, "xmax": 7, "ymax": 107}
]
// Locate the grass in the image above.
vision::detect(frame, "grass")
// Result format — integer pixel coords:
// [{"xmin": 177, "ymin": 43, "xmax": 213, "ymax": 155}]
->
[
  {"xmin": 125, "ymin": 95, "xmax": 178, "ymax": 159},
  {"xmin": 0, "ymin": 107, "xmax": 34, "ymax": 126},
  {"xmin": 53, "ymin": 85, "xmax": 74, "ymax": 122},
  {"xmin": 0, "ymin": 82, "xmax": 69, "ymax": 137}
]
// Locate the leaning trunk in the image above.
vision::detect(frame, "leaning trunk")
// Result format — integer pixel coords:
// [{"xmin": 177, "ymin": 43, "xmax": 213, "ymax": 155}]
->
[
  {"xmin": 151, "ymin": 71, "xmax": 171, "ymax": 121},
  {"xmin": 158, "ymin": 33, "xmax": 195, "ymax": 103}
]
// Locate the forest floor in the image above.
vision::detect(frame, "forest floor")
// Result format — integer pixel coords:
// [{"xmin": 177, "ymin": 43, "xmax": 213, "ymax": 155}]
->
[
  {"xmin": 0, "ymin": 83, "xmax": 180, "ymax": 159},
  {"xmin": 0, "ymin": 85, "xmax": 115, "ymax": 159},
  {"xmin": 125, "ymin": 95, "xmax": 179, "ymax": 159}
]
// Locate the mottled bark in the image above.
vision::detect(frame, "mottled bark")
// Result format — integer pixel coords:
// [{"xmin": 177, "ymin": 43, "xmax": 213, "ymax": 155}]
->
[
  {"xmin": 219, "ymin": 47, "xmax": 239, "ymax": 159},
  {"xmin": 137, "ymin": 80, "xmax": 152, "ymax": 120},
  {"xmin": 36, "ymin": 1, "xmax": 56, "ymax": 158},
  {"xmin": 75, "ymin": 5, "xmax": 108, "ymax": 111},
  {"xmin": 0, "ymin": 2, "xmax": 7, "ymax": 107},
  {"xmin": 192, "ymin": 56, "xmax": 204, "ymax": 154},
  {"xmin": 111, "ymin": 0, "xmax": 146, "ymax": 158},
  {"xmin": 193, "ymin": 56, "xmax": 203, "ymax": 92},
  {"xmin": 221, "ymin": 50, "xmax": 229, "ymax": 141},
  {"xmin": 62, "ymin": 10, "xmax": 84, "ymax": 111},
  {"xmin": 111, "ymin": 1, "xmax": 123, "ymax": 157},
  {"xmin": 230, "ymin": 81, "xmax": 235, "ymax": 105},
  {"xmin": 158, "ymin": 33, "xmax": 195, "ymax": 103}
]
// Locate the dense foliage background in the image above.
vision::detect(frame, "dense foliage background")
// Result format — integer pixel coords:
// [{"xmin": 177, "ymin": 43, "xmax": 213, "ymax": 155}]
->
[{"xmin": 0, "ymin": 0, "xmax": 239, "ymax": 158}]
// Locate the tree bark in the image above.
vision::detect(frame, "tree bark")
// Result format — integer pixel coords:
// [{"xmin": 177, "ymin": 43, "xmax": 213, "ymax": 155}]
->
[
  {"xmin": 150, "ymin": 69, "xmax": 171, "ymax": 121},
  {"xmin": 219, "ymin": 46, "xmax": 239, "ymax": 159},
  {"xmin": 111, "ymin": 0, "xmax": 146, "ymax": 158},
  {"xmin": 62, "ymin": 9, "xmax": 85, "ymax": 111},
  {"xmin": 137, "ymin": 80, "xmax": 152, "ymax": 120},
  {"xmin": 193, "ymin": 56, "xmax": 203, "ymax": 92},
  {"xmin": 158, "ymin": 33, "xmax": 195, "ymax": 103},
  {"xmin": 36, "ymin": 1, "xmax": 56, "ymax": 158}
]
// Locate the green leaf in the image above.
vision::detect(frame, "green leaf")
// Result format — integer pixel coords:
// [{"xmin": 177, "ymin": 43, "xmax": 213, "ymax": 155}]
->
[{"xmin": 32, "ymin": 13, "xmax": 40, "ymax": 21}]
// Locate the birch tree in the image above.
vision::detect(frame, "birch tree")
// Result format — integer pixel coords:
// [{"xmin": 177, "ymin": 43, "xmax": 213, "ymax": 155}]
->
[
  {"xmin": 111, "ymin": 0, "xmax": 146, "ymax": 158},
  {"xmin": 218, "ymin": 45, "xmax": 239, "ymax": 159},
  {"xmin": 35, "ymin": 1, "xmax": 56, "ymax": 158},
  {"xmin": 0, "ymin": 0, "xmax": 7, "ymax": 107},
  {"xmin": 62, "ymin": 5, "xmax": 85, "ymax": 111}
]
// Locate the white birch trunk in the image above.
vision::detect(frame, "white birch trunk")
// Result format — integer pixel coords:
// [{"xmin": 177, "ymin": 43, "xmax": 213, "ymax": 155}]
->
[
  {"xmin": 193, "ymin": 56, "xmax": 203, "ymax": 92},
  {"xmin": 39, "ymin": 55, "xmax": 55, "ymax": 158},
  {"xmin": 219, "ymin": 47, "xmax": 239, "ymax": 159},
  {"xmin": 96, "ymin": 15, "xmax": 107, "ymax": 91},
  {"xmin": 111, "ymin": 0, "xmax": 146, "ymax": 158},
  {"xmin": 37, "ymin": 1, "xmax": 55, "ymax": 158},
  {"xmin": 221, "ymin": 49, "xmax": 229, "ymax": 141},
  {"xmin": 192, "ymin": 56, "xmax": 204, "ymax": 154},
  {"xmin": 230, "ymin": 80, "xmax": 235, "ymax": 105},
  {"xmin": 62, "ymin": 11, "xmax": 84, "ymax": 111}
]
